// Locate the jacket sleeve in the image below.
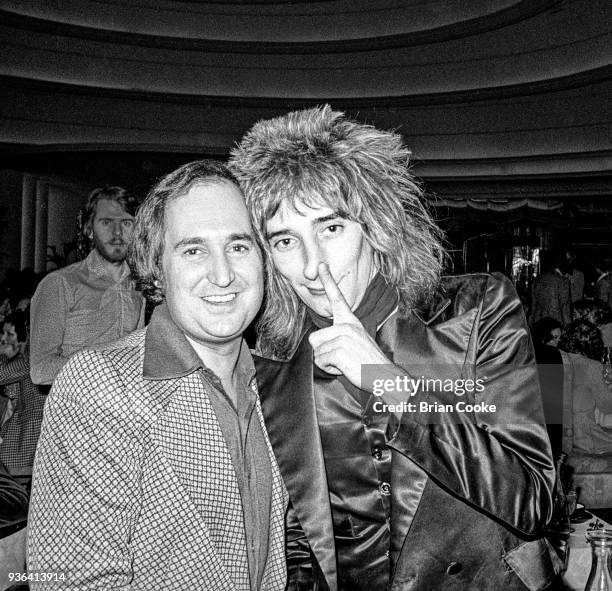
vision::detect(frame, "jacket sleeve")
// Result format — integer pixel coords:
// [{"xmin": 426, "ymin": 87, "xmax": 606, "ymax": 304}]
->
[
  {"xmin": 387, "ymin": 273, "xmax": 555, "ymax": 537},
  {"xmin": 27, "ymin": 350, "xmax": 145, "ymax": 590},
  {"xmin": 0, "ymin": 354, "xmax": 30, "ymax": 386}
]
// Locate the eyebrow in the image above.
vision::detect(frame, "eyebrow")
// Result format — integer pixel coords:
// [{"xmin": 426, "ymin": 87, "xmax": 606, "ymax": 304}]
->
[
  {"xmin": 173, "ymin": 233, "xmax": 255, "ymax": 250},
  {"xmin": 266, "ymin": 212, "xmax": 347, "ymax": 241}
]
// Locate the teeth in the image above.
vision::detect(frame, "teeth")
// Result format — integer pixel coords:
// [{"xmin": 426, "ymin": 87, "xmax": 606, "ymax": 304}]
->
[{"xmin": 202, "ymin": 294, "xmax": 236, "ymax": 303}]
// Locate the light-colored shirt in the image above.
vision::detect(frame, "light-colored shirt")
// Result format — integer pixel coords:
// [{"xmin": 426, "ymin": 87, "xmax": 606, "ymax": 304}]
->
[
  {"xmin": 561, "ymin": 351, "xmax": 612, "ymax": 454},
  {"xmin": 29, "ymin": 249, "xmax": 144, "ymax": 385}
]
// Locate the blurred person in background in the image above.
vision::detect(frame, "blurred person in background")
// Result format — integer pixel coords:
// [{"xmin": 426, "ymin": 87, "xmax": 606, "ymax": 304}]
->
[
  {"xmin": 530, "ymin": 250, "xmax": 571, "ymax": 327},
  {"xmin": 558, "ymin": 319, "xmax": 612, "ymax": 454},
  {"xmin": 29, "ymin": 186, "xmax": 144, "ymax": 386},
  {"xmin": 0, "ymin": 310, "xmax": 45, "ymax": 479},
  {"xmin": 532, "ymin": 317, "xmax": 563, "ymax": 348},
  {"xmin": 563, "ymin": 250, "xmax": 584, "ymax": 303},
  {"xmin": 594, "ymin": 254, "xmax": 612, "ymax": 311}
]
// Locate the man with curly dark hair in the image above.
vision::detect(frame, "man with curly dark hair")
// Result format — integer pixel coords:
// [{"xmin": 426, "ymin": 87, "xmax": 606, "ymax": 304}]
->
[{"xmin": 28, "ymin": 161, "xmax": 288, "ymax": 590}]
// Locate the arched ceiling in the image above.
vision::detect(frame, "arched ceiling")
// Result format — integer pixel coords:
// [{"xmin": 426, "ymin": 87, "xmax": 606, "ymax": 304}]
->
[
  {"xmin": 0, "ymin": 0, "xmax": 563, "ymax": 44},
  {"xmin": 0, "ymin": 0, "xmax": 611, "ymax": 179}
]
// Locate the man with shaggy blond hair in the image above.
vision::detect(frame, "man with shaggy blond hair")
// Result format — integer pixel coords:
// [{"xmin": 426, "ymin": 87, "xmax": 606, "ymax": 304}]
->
[{"xmin": 229, "ymin": 106, "xmax": 560, "ymax": 591}]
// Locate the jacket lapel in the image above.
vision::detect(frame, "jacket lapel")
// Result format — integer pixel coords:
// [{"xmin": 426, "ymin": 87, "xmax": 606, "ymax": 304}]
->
[
  {"xmin": 382, "ymin": 308, "xmax": 475, "ymax": 581},
  {"xmin": 254, "ymin": 337, "xmax": 338, "ymax": 591}
]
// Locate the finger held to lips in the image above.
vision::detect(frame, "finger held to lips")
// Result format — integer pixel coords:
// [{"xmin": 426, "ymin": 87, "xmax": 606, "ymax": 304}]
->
[{"xmin": 318, "ymin": 262, "xmax": 356, "ymax": 324}]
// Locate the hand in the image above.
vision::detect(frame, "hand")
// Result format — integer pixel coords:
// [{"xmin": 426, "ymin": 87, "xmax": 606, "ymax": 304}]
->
[{"xmin": 308, "ymin": 263, "xmax": 391, "ymax": 389}]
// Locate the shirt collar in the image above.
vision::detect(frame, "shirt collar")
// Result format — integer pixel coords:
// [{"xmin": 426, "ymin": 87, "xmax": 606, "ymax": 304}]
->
[
  {"xmin": 143, "ymin": 302, "xmax": 255, "ymax": 385},
  {"xmin": 86, "ymin": 248, "xmax": 131, "ymax": 281},
  {"xmin": 143, "ymin": 303, "xmax": 204, "ymax": 380}
]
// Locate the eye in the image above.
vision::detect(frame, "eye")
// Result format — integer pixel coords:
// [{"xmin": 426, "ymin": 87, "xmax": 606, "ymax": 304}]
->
[
  {"xmin": 272, "ymin": 237, "xmax": 296, "ymax": 252},
  {"xmin": 184, "ymin": 247, "xmax": 201, "ymax": 256},
  {"xmin": 122, "ymin": 220, "xmax": 134, "ymax": 228},
  {"xmin": 321, "ymin": 223, "xmax": 344, "ymax": 237},
  {"xmin": 230, "ymin": 243, "xmax": 250, "ymax": 254}
]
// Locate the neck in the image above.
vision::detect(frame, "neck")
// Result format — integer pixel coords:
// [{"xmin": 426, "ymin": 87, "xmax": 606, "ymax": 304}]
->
[
  {"xmin": 95, "ymin": 250, "xmax": 126, "ymax": 281},
  {"xmin": 185, "ymin": 335, "xmax": 243, "ymax": 394}
]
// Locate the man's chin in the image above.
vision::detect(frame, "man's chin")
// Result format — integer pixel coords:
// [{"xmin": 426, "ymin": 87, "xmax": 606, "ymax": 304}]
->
[
  {"xmin": 98, "ymin": 246, "xmax": 128, "ymax": 263},
  {"xmin": 304, "ymin": 300, "xmax": 332, "ymax": 318}
]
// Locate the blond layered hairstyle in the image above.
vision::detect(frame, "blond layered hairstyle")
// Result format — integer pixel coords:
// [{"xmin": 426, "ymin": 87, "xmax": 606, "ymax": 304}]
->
[{"xmin": 229, "ymin": 105, "xmax": 445, "ymax": 359}]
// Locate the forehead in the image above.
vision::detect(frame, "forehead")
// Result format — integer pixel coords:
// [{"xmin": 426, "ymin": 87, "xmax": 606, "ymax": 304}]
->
[
  {"xmin": 94, "ymin": 198, "xmax": 132, "ymax": 219},
  {"xmin": 266, "ymin": 202, "xmax": 338, "ymax": 229},
  {"xmin": 164, "ymin": 181, "xmax": 251, "ymax": 241}
]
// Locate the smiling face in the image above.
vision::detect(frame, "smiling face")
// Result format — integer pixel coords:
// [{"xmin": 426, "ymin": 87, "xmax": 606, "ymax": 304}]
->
[
  {"xmin": 161, "ymin": 181, "xmax": 264, "ymax": 351},
  {"xmin": 89, "ymin": 199, "xmax": 135, "ymax": 263},
  {"xmin": 265, "ymin": 202, "xmax": 375, "ymax": 317}
]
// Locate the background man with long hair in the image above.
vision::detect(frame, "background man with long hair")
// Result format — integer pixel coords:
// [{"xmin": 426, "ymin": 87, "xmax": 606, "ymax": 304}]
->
[
  {"xmin": 29, "ymin": 186, "xmax": 144, "ymax": 385},
  {"xmin": 230, "ymin": 106, "xmax": 560, "ymax": 591}
]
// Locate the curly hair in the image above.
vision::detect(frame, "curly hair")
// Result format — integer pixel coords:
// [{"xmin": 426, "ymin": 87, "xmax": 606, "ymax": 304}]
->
[
  {"xmin": 128, "ymin": 160, "xmax": 240, "ymax": 304},
  {"xmin": 229, "ymin": 105, "xmax": 446, "ymax": 359},
  {"xmin": 559, "ymin": 319, "xmax": 604, "ymax": 362}
]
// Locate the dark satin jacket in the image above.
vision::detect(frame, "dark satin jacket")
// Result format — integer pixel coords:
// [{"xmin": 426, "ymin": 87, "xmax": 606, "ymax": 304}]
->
[{"xmin": 255, "ymin": 273, "xmax": 561, "ymax": 591}]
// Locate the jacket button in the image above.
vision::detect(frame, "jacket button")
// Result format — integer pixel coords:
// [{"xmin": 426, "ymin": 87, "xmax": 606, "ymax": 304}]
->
[
  {"xmin": 446, "ymin": 562, "xmax": 462, "ymax": 575},
  {"xmin": 380, "ymin": 482, "xmax": 391, "ymax": 495},
  {"xmin": 372, "ymin": 448, "xmax": 383, "ymax": 460}
]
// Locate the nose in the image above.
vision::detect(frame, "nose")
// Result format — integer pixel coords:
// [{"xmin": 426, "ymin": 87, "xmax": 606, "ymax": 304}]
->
[
  {"xmin": 112, "ymin": 221, "xmax": 122, "ymax": 237},
  {"xmin": 303, "ymin": 239, "xmax": 323, "ymax": 281},
  {"xmin": 208, "ymin": 251, "xmax": 235, "ymax": 287}
]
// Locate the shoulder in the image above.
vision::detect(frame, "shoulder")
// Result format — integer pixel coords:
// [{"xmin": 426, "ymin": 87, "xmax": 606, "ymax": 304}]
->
[
  {"xmin": 74, "ymin": 328, "xmax": 145, "ymax": 372},
  {"xmin": 563, "ymin": 351, "xmax": 600, "ymax": 370},
  {"xmin": 438, "ymin": 273, "xmax": 495, "ymax": 299},
  {"xmin": 47, "ymin": 328, "xmax": 170, "ymax": 432},
  {"xmin": 426, "ymin": 273, "xmax": 515, "ymax": 321},
  {"xmin": 34, "ymin": 260, "xmax": 85, "ymax": 293},
  {"xmin": 54, "ymin": 330, "xmax": 147, "ymax": 404}
]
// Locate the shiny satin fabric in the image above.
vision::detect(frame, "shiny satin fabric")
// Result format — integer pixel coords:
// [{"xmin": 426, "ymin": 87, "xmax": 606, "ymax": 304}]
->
[
  {"xmin": 255, "ymin": 273, "xmax": 559, "ymax": 591},
  {"xmin": 314, "ymin": 373, "xmax": 392, "ymax": 590}
]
